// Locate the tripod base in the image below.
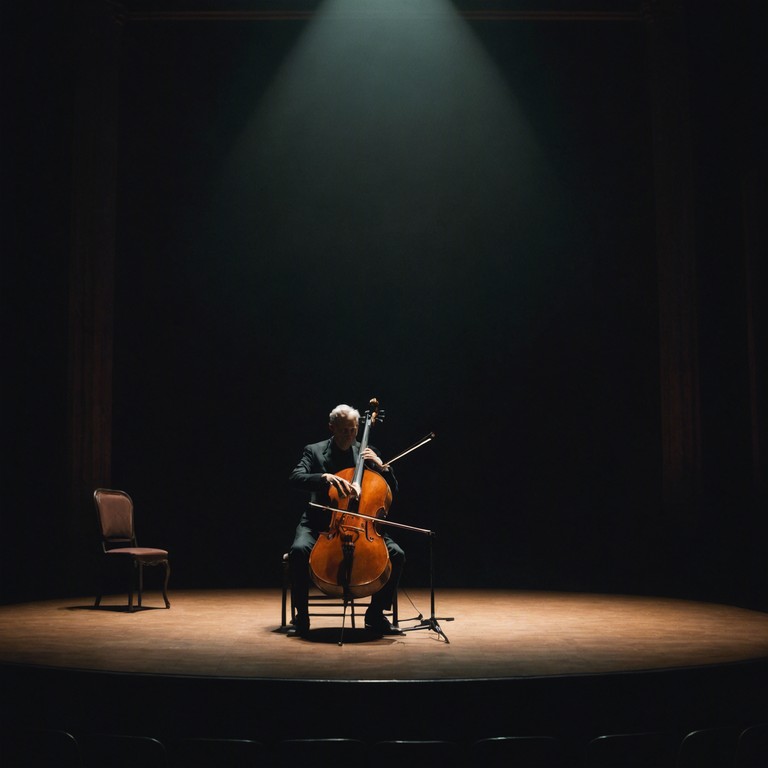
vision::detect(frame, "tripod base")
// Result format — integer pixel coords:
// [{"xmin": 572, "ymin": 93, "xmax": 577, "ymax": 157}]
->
[
  {"xmin": 400, "ymin": 614, "xmax": 453, "ymax": 643},
  {"xmin": 397, "ymin": 531, "xmax": 452, "ymax": 642}
]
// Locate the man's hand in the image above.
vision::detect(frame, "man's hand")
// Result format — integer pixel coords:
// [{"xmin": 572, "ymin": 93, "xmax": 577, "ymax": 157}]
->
[
  {"xmin": 361, "ymin": 447, "xmax": 388, "ymax": 470},
  {"xmin": 323, "ymin": 473, "xmax": 358, "ymax": 498}
]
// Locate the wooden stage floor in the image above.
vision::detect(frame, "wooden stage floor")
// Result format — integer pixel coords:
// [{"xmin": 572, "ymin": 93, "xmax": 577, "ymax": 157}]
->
[
  {"xmin": 2, "ymin": 589, "xmax": 767, "ymax": 744},
  {"xmin": 1, "ymin": 588, "xmax": 768, "ymax": 680}
]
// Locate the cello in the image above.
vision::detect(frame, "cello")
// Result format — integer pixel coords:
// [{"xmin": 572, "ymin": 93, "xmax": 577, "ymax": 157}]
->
[{"xmin": 308, "ymin": 398, "xmax": 392, "ymax": 600}]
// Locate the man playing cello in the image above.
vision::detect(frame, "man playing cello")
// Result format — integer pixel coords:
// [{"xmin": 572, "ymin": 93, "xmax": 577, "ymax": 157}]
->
[{"xmin": 286, "ymin": 403, "xmax": 405, "ymax": 638}]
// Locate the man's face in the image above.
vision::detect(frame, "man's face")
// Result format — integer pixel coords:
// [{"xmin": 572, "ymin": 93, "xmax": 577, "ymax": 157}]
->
[{"xmin": 329, "ymin": 415, "xmax": 359, "ymax": 451}]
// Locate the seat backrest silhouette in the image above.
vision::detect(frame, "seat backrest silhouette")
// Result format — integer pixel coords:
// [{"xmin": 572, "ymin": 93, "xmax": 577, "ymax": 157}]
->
[
  {"xmin": 472, "ymin": 735, "xmax": 569, "ymax": 768},
  {"xmin": 274, "ymin": 738, "xmax": 367, "ymax": 766},
  {"xmin": 169, "ymin": 737, "xmax": 266, "ymax": 767},
  {"xmin": 1, "ymin": 728, "xmax": 82, "ymax": 768},
  {"xmin": 82, "ymin": 734, "xmax": 168, "ymax": 768},
  {"xmin": 736, "ymin": 723, "xmax": 768, "ymax": 768},
  {"xmin": 371, "ymin": 740, "xmax": 464, "ymax": 768},
  {"xmin": 584, "ymin": 731, "xmax": 680, "ymax": 768},
  {"xmin": 677, "ymin": 727, "xmax": 739, "ymax": 768}
]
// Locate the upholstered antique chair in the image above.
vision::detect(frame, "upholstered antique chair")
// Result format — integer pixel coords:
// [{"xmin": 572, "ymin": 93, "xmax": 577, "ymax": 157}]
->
[{"xmin": 93, "ymin": 488, "xmax": 171, "ymax": 611}]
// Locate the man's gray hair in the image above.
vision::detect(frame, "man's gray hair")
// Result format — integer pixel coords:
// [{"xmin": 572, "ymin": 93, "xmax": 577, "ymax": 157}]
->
[{"xmin": 329, "ymin": 404, "xmax": 360, "ymax": 424}]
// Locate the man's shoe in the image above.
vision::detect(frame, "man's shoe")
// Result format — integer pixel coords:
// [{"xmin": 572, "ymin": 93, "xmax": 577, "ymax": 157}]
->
[
  {"xmin": 286, "ymin": 618, "xmax": 310, "ymax": 637},
  {"xmin": 364, "ymin": 613, "xmax": 404, "ymax": 636}
]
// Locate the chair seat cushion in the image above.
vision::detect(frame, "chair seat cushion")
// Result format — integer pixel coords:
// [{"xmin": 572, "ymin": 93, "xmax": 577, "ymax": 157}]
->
[{"xmin": 107, "ymin": 547, "xmax": 168, "ymax": 561}]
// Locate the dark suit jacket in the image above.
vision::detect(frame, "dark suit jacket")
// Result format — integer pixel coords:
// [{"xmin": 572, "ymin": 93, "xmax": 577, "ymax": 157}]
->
[{"xmin": 288, "ymin": 438, "xmax": 398, "ymax": 531}]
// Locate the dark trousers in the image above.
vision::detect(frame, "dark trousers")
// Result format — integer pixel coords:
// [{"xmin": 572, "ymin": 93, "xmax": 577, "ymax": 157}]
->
[{"xmin": 289, "ymin": 520, "xmax": 404, "ymax": 621}]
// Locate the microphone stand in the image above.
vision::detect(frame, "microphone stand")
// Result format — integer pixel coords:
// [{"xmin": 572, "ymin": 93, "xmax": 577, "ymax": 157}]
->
[
  {"xmin": 382, "ymin": 431, "xmax": 452, "ymax": 642},
  {"xmin": 398, "ymin": 531, "xmax": 453, "ymax": 643}
]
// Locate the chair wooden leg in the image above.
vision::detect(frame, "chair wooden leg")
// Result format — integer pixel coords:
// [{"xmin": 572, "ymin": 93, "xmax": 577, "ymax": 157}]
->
[
  {"xmin": 281, "ymin": 556, "xmax": 289, "ymax": 627},
  {"xmin": 128, "ymin": 561, "xmax": 135, "ymax": 612},
  {"xmin": 162, "ymin": 560, "xmax": 171, "ymax": 608},
  {"xmin": 95, "ymin": 557, "xmax": 107, "ymax": 607},
  {"xmin": 138, "ymin": 562, "xmax": 144, "ymax": 608}
]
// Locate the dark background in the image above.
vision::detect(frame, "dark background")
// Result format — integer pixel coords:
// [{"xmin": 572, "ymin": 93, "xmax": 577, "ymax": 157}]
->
[{"xmin": 2, "ymin": 0, "xmax": 765, "ymax": 608}]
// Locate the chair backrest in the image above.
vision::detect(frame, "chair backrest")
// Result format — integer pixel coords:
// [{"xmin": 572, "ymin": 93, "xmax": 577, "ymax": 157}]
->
[
  {"xmin": 585, "ymin": 731, "xmax": 680, "ymax": 768},
  {"xmin": 472, "ymin": 735, "xmax": 569, "ymax": 768},
  {"xmin": 371, "ymin": 740, "xmax": 465, "ymax": 768},
  {"xmin": 94, "ymin": 488, "xmax": 136, "ymax": 545},
  {"xmin": 1, "ymin": 728, "xmax": 82, "ymax": 768},
  {"xmin": 275, "ymin": 738, "xmax": 367, "ymax": 767},
  {"xmin": 677, "ymin": 727, "xmax": 739, "ymax": 768},
  {"xmin": 170, "ymin": 738, "xmax": 266, "ymax": 768},
  {"xmin": 736, "ymin": 723, "xmax": 768, "ymax": 768},
  {"xmin": 82, "ymin": 733, "xmax": 167, "ymax": 768}
]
